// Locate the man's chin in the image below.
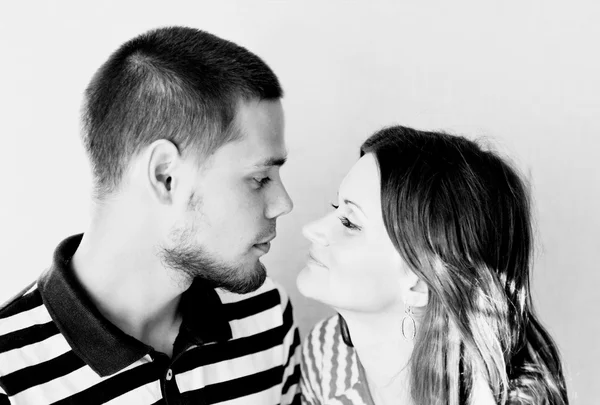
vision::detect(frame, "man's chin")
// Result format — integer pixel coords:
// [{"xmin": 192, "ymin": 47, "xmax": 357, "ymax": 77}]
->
[
  {"xmin": 160, "ymin": 244, "xmax": 268, "ymax": 294},
  {"xmin": 230, "ymin": 261, "xmax": 267, "ymax": 294},
  {"xmin": 202, "ymin": 261, "xmax": 267, "ymax": 295}
]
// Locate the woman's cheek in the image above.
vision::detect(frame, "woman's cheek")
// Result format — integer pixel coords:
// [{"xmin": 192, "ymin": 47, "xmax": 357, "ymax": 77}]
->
[{"xmin": 332, "ymin": 245, "xmax": 374, "ymax": 283}]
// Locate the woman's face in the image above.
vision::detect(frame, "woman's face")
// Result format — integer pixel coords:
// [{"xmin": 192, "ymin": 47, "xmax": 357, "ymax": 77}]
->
[{"xmin": 297, "ymin": 153, "xmax": 412, "ymax": 313}]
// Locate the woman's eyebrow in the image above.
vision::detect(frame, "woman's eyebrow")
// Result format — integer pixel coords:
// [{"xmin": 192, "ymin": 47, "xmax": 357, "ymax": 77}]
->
[
  {"xmin": 344, "ymin": 199, "xmax": 367, "ymax": 218},
  {"xmin": 337, "ymin": 191, "xmax": 368, "ymax": 218}
]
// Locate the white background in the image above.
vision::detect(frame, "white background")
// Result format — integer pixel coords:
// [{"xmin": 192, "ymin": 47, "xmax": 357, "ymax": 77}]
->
[{"xmin": 0, "ymin": 1, "xmax": 598, "ymax": 403}]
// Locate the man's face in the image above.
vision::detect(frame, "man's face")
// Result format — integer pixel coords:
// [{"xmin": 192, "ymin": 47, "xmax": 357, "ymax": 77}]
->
[{"xmin": 160, "ymin": 99, "xmax": 293, "ymax": 294}]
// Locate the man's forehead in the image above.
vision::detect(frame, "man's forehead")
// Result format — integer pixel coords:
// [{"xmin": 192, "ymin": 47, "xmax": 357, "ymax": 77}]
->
[
  {"xmin": 235, "ymin": 98, "xmax": 284, "ymax": 124},
  {"xmin": 225, "ymin": 134, "xmax": 288, "ymax": 170},
  {"xmin": 196, "ymin": 98, "xmax": 286, "ymax": 172},
  {"xmin": 204, "ymin": 138, "xmax": 287, "ymax": 171}
]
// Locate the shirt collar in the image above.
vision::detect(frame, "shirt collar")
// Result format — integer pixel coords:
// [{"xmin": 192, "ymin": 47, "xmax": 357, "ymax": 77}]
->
[
  {"xmin": 38, "ymin": 234, "xmax": 232, "ymax": 377},
  {"xmin": 339, "ymin": 314, "xmax": 354, "ymax": 347}
]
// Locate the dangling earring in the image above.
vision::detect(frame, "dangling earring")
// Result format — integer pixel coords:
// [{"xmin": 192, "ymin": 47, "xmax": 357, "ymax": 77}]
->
[{"xmin": 401, "ymin": 302, "xmax": 416, "ymax": 341}]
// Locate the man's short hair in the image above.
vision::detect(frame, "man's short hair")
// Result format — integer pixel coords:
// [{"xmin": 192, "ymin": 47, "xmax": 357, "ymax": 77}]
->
[{"xmin": 81, "ymin": 26, "xmax": 283, "ymax": 198}]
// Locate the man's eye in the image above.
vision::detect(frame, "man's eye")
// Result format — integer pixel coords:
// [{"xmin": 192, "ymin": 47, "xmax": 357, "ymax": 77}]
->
[
  {"xmin": 254, "ymin": 177, "xmax": 271, "ymax": 188},
  {"xmin": 331, "ymin": 204, "xmax": 339, "ymax": 209}
]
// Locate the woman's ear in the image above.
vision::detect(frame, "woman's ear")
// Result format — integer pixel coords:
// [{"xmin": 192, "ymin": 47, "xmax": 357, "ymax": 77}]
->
[
  {"xmin": 401, "ymin": 270, "xmax": 429, "ymax": 309},
  {"xmin": 405, "ymin": 278, "xmax": 429, "ymax": 309}
]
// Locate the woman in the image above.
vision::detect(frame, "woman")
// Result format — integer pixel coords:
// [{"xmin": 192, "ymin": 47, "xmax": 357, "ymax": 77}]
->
[{"xmin": 297, "ymin": 126, "xmax": 568, "ymax": 404}]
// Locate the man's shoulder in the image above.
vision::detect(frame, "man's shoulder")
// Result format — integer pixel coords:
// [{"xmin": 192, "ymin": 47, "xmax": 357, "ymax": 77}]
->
[
  {"xmin": 0, "ymin": 282, "xmax": 61, "ymax": 379},
  {"xmin": 0, "ymin": 282, "xmax": 55, "ymax": 346},
  {"xmin": 0, "ymin": 281, "xmax": 44, "ymax": 323},
  {"xmin": 0, "ymin": 281, "xmax": 39, "ymax": 317},
  {"xmin": 215, "ymin": 277, "xmax": 294, "ymax": 340}
]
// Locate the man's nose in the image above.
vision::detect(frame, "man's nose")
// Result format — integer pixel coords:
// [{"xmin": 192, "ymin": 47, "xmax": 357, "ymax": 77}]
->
[{"xmin": 266, "ymin": 183, "xmax": 294, "ymax": 219}]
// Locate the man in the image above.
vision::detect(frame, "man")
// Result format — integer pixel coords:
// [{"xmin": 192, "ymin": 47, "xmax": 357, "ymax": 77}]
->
[{"xmin": 0, "ymin": 26, "xmax": 300, "ymax": 404}]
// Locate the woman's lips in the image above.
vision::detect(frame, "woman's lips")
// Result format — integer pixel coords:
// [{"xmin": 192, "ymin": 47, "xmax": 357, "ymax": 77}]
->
[{"xmin": 307, "ymin": 252, "xmax": 327, "ymax": 268}]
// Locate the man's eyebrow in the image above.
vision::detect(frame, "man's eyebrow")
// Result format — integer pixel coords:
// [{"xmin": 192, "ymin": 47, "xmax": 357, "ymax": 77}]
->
[{"xmin": 253, "ymin": 156, "xmax": 288, "ymax": 168}]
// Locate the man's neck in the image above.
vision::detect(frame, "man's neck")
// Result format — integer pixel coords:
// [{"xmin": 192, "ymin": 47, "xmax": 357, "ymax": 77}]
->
[{"xmin": 71, "ymin": 217, "xmax": 190, "ymax": 357}]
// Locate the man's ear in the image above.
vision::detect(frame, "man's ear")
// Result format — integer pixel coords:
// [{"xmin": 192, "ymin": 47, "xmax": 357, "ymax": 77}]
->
[
  {"xmin": 401, "ymin": 270, "xmax": 429, "ymax": 309},
  {"xmin": 146, "ymin": 140, "xmax": 181, "ymax": 204}
]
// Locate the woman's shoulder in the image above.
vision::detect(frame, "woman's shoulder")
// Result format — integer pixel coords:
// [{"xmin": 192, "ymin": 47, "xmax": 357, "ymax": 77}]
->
[
  {"xmin": 301, "ymin": 314, "xmax": 365, "ymax": 402},
  {"xmin": 301, "ymin": 314, "xmax": 351, "ymax": 372},
  {"xmin": 303, "ymin": 314, "xmax": 343, "ymax": 350}
]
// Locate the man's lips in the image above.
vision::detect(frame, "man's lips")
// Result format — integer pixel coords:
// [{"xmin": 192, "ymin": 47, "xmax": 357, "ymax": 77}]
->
[
  {"xmin": 256, "ymin": 232, "xmax": 276, "ymax": 244},
  {"xmin": 253, "ymin": 242, "xmax": 271, "ymax": 254},
  {"xmin": 254, "ymin": 234, "xmax": 276, "ymax": 254}
]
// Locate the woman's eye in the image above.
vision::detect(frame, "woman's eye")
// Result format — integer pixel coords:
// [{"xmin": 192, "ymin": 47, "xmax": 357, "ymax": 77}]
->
[
  {"xmin": 339, "ymin": 216, "xmax": 361, "ymax": 231},
  {"xmin": 331, "ymin": 204, "xmax": 361, "ymax": 231}
]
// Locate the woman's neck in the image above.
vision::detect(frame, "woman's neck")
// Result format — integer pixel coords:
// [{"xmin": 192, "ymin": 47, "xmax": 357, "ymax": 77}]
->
[{"xmin": 337, "ymin": 307, "xmax": 416, "ymax": 404}]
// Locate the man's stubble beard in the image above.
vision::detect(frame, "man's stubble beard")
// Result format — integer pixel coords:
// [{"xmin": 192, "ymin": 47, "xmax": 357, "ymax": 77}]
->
[
  {"xmin": 160, "ymin": 192, "xmax": 267, "ymax": 294},
  {"xmin": 159, "ymin": 240, "xmax": 267, "ymax": 294}
]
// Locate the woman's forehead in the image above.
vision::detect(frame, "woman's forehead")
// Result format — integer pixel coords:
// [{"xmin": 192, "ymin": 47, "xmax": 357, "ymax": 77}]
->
[{"xmin": 339, "ymin": 154, "xmax": 382, "ymax": 217}]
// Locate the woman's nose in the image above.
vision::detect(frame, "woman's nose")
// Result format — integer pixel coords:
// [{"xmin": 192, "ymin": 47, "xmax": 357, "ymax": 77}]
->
[{"xmin": 302, "ymin": 216, "xmax": 329, "ymax": 246}]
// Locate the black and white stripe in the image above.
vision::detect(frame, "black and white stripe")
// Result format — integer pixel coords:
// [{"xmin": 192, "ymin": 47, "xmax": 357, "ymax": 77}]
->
[{"xmin": 0, "ymin": 278, "xmax": 301, "ymax": 405}]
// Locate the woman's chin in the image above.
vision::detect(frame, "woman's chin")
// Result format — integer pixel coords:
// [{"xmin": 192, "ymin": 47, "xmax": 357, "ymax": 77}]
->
[{"xmin": 296, "ymin": 265, "xmax": 326, "ymax": 302}]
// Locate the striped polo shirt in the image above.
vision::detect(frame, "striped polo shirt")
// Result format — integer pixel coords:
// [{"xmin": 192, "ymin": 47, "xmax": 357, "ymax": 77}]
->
[
  {"xmin": 0, "ymin": 234, "xmax": 300, "ymax": 405},
  {"xmin": 300, "ymin": 315, "xmax": 375, "ymax": 405}
]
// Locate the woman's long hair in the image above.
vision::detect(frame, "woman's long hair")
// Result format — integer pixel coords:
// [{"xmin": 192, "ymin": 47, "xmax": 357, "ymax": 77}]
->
[{"xmin": 360, "ymin": 126, "xmax": 568, "ymax": 405}]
